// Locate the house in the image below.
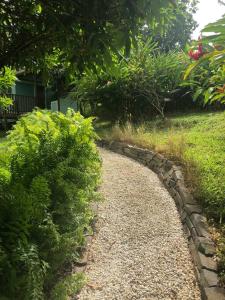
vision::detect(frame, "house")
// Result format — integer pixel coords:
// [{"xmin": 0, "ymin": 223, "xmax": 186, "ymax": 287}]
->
[
  {"xmin": 0, "ymin": 73, "xmax": 48, "ymax": 121},
  {"xmin": 0, "ymin": 72, "xmax": 78, "ymax": 124},
  {"xmin": 51, "ymin": 92, "xmax": 78, "ymax": 114}
]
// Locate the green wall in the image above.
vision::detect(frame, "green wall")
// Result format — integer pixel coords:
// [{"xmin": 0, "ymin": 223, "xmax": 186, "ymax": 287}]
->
[{"xmin": 15, "ymin": 81, "xmax": 35, "ymax": 96}]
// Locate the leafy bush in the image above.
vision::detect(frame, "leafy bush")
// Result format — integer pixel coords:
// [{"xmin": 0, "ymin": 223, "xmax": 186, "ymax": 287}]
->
[
  {"xmin": 183, "ymin": 13, "xmax": 225, "ymax": 106},
  {"xmin": 72, "ymin": 42, "xmax": 189, "ymax": 122},
  {"xmin": 0, "ymin": 109, "xmax": 101, "ymax": 299},
  {"xmin": 183, "ymin": 54, "xmax": 225, "ymax": 108},
  {"xmin": 0, "ymin": 67, "xmax": 16, "ymax": 94},
  {"xmin": 0, "ymin": 67, "xmax": 16, "ymax": 130},
  {"xmin": 50, "ymin": 273, "xmax": 85, "ymax": 300},
  {"xmin": 0, "ymin": 67, "xmax": 16, "ymax": 108}
]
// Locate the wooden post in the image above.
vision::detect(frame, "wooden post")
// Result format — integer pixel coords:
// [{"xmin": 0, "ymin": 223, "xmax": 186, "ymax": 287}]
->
[
  {"xmin": 34, "ymin": 75, "xmax": 37, "ymax": 107},
  {"xmin": 57, "ymin": 98, "xmax": 60, "ymax": 112}
]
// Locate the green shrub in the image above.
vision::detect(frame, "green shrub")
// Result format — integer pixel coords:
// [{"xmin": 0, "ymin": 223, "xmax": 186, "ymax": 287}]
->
[
  {"xmin": 72, "ymin": 42, "xmax": 189, "ymax": 122},
  {"xmin": 0, "ymin": 67, "xmax": 16, "ymax": 96},
  {"xmin": 0, "ymin": 67, "xmax": 16, "ymax": 130},
  {"xmin": 183, "ymin": 15, "xmax": 225, "ymax": 107},
  {"xmin": 0, "ymin": 109, "xmax": 101, "ymax": 299},
  {"xmin": 50, "ymin": 273, "xmax": 85, "ymax": 300}
]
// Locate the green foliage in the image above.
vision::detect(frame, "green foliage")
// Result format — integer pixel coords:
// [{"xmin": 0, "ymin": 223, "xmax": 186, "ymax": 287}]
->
[
  {"xmin": 0, "ymin": 109, "xmax": 101, "ymax": 299},
  {"xmin": 183, "ymin": 52, "xmax": 225, "ymax": 105},
  {"xmin": 183, "ymin": 10, "xmax": 225, "ymax": 105},
  {"xmin": 145, "ymin": 0, "xmax": 198, "ymax": 52},
  {"xmin": 50, "ymin": 273, "xmax": 85, "ymax": 300},
  {"xmin": 0, "ymin": 67, "xmax": 16, "ymax": 109},
  {"xmin": 0, "ymin": 96, "xmax": 12, "ymax": 109},
  {"xmin": 0, "ymin": 67, "xmax": 16, "ymax": 93},
  {"xmin": 0, "ymin": 0, "xmax": 175, "ymax": 71},
  {"xmin": 73, "ymin": 42, "xmax": 189, "ymax": 121}
]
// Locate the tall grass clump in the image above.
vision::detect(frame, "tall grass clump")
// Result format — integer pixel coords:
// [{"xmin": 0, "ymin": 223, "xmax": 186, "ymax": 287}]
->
[
  {"xmin": 102, "ymin": 120, "xmax": 201, "ymax": 201},
  {"xmin": 0, "ymin": 109, "xmax": 101, "ymax": 299}
]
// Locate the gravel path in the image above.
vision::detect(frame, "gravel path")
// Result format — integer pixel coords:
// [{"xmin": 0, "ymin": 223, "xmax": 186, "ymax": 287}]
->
[{"xmin": 78, "ymin": 148, "xmax": 201, "ymax": 300}]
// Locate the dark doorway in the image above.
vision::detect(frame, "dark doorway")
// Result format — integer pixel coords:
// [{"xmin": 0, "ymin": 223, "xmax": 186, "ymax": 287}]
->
[{"xmin": 36, "ymin": 85, "xmax": 45, "ymax": 108}]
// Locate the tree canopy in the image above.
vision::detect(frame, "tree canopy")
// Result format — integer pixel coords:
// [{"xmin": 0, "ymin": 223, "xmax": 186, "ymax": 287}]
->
[
  {"xmin": 0, "ymin": 0, "xmax": 175, "ymax": 71},
  {"xmin": 152, "ymin": 0, "xmax": 198, "ymax": 52}
]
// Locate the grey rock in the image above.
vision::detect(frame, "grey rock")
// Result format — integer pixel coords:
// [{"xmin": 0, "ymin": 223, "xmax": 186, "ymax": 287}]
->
[
  {"xmin": 180, "ymin": 209, "xmax": 188, "ymax": 223},
  {"xmin": 186, "ymin": 216, "xmax": 195, "ymax": 231},
  {"xmin": 203, "ymin": 287, "xmax": 225, "ymax": 300},
  {"xmin": 152, "ymin": 160, "xmax": 164, "ymax": 170},
  {"xmin": 168, "ymin": 167, "xmax": 175, "ymax": 176},
  {"xmin": 141, "ymin": 151, "xmax": 155, "ymax": 161},
  {"xmin": 164, "ymin": 159, "xmax": 173, "ymax": 171},
  {"xmin": 184, "ymin": 204, "xmax": 203, "ymax": 216},
  {"xmin": 158, "ymin": 172, "xmax": 165, "ymax": 182},
  {"xmin": 147, "ymin": 159, "xmax": 157, "ymax": 170},
  {"xmin": 168, "ymin": 178, "xmax": 177, "ymax": 188},
  {"xmin": 173, "ymin": 190, "xmax": 184, "ymax": 208},
  {"xmin": 177, "ymin": 184, "xmax": 197, "ymax": 205},
  {"xmin": 191, "ymin": 214, "xmax": 210, "ymax": 238},
  {"xmin": 164, "ymin": 175, "xmax": 171, "ymax": 187},
  {"xmin": 123, "ymin": 146, "xmax": 138, "ymax": 158},
  {"xmin": 167, "ymin": 186, "xmax": 177, "ymax": 198},
  {"xmin": 137, "ymin": 157, "xmax": 148, "ymax": 166},
  {"xmin": 201, "ymin": 269, "xmax": 219, "ymax": 287},
  {"xmin": 191, "ymin": 227, "xmax": 198, "ymax": 240},
  {"xmin": 183, "ymin": 223, "xmax": 191, "ymax": 239},
  {"xmin": 197, "ymin": 252, "xmax": 217, "ymax": 272},
  {"xmin": 196, "ymin": 237, "xmax": 216, "ymax": 257},
  {"xmin": 154, "ymin": 153, "xmax": 165, "ymax": 163},
  {"xmin": 116, "ymin": 148, "xmax": 125, "ymax": 155},
  {"xmin": 173, "ymin": 169, "xmax": 184, "ymax": 182},
  {"xmin": 109, "ymin": 141, "xmax": 125, "ymax": 155}
]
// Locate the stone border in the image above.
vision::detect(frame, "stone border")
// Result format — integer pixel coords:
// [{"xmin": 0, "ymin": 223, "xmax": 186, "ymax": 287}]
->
[{"xmin": 98, "ymin": 140, "xmax": 225, "ymax": 300}]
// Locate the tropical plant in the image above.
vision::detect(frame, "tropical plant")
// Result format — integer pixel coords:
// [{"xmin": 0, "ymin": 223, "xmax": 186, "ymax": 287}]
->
[
  {"xmin": 0, "ymin": 109, "xmax": 101, "ymax": 299},
  {"xmin": 143, "ymin": 0, "xmax": 198, "ymax": 52},
  {"xmin": 0, "ymin": 67, "xmax": 16, "ymax": 129},
  {"xmin": 72, "ymin": 42, "xmax": 189, "ymax": 121},
  {"xmin": 183, "ymin": 58, "xmax": 225, "ymax": 105},
  {"xmin": 184, "ymin": 6, "xmax": 225, "ymax": 105},
  {"xmin": 0, "ymin": 67, "xmax": 16, "ymax": 107}
]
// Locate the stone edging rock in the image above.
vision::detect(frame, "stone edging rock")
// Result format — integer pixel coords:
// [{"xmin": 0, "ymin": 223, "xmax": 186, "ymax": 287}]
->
[{"xmin": 98, "ymin": 139, "xmax": 225, "ymax": 300}]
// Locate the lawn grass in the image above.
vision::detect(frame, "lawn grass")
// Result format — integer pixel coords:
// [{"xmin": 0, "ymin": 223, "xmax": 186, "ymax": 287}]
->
[{"xmin": 97, "ymin": 111, "xmax": 225, "ymax": 279}]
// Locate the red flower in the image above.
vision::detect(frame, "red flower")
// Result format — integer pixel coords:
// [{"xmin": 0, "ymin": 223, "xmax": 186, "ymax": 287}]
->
[{"xmin": 188, "ymin": 37, "xmax": 204, "ymax": 60}]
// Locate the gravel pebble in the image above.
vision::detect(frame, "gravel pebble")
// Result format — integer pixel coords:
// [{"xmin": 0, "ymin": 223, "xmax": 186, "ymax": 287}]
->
[{"xmin": 77, "ymin": 148, "xmax": 201, "ymax": 300}]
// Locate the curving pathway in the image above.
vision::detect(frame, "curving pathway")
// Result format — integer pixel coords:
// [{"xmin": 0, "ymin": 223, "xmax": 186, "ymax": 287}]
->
[{"xmin": 77, "ymin": 148, "xmax": 201, "ymax": 300}]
